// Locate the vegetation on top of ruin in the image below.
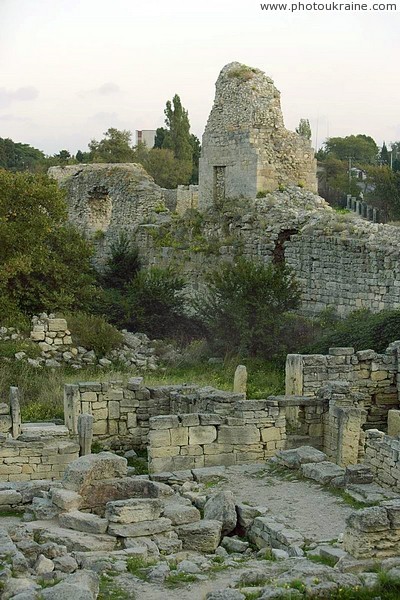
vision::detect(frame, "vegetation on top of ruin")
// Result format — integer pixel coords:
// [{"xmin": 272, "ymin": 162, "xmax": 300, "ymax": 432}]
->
[{"xmin": 227, "ymin": 64, "xmax": 258, "ymax": 81}]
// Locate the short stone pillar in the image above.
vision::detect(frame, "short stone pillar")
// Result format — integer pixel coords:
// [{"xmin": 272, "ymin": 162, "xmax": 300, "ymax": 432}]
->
[
  {"xmin": 64, "ymin": 384, "xmax": 81, "ymax": 434},
  {"xmin": 78, "ymin": 413, "xmax": 94, "ymax": 456},
  {"xmin": 9, "ymin": 386, "xmax": 21, "ymax": 439},
  {"xmin": 351, "ymin": 197, "xmax": 357, "ymax": 211},
  {"xmin": 285, "ymin": 354, "xmax": 303, "ymax": 395},
  {"xmin": 372, "ymin": 208, "xmax": 377, "ymax": 223},
  {"xmin": 346, "ymin": 194, "xmax": 352, "ymax": 210},
  {"xmin": 388, "ymin": 410, "xmax": 400, "ymax": 437},
  {"xmin": 233, "ymin": 365, "xmax": 248, "ymax": 396}
]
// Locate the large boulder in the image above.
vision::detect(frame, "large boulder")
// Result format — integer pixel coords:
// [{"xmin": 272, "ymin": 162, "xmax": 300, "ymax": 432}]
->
[
  {"xmin": 176, "ymin": 520, "xmax": 222, "ymax": 552},
  {"xmin": 204, "ymin": 490, "xmax": 237, "ymax": 536},
  {"xmin": 62, "ymin": 452, "xmax": 127, "ymax": 493}
]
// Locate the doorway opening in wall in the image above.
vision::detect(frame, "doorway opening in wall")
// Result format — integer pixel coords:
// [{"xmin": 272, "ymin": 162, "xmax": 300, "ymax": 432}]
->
[
  {"xmin": 273, "ymin": 229, "xmax": 298, "ymax": 265},
  {"xmin": 213, "ymin": 166, "xmax": 226, "ymax": 206}
]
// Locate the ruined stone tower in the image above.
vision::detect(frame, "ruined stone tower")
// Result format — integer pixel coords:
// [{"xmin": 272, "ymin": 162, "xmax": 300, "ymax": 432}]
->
[{"xmin": 198, "ymin": 62, "xmax": 317, "ymax": 210}]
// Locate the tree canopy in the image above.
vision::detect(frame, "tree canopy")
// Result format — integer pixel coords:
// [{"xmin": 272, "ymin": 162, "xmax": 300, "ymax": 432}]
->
[
  {"xmin": 322, "ymin": 134, "xmax": 378, "ymax": 165},
  {"xmin": 0, "ymin": 138, "xmax": 46, "ymax": 172},
  {"xmin": 296, "ymin": 119, "xmax": 312, "ymax": 141},
  {"xmin": 88, "ymin": 128, "xmax": 136, "ymax": 163},
  {"xmin": 0, "ymin": 170, "xmax": 95, "ymax": 324}
]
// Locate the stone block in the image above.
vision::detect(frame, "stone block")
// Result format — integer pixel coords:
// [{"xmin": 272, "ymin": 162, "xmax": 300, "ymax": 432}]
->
[
  {"xmin": 261, "ymin": 427, "xmax": 281, "ymax": 443},
  {"xmin": 0, "ymin": 489, "xmax": 22, "ymax": 505},
  {"xmin": 189, "ymin": 425, "xmax": 217, "ymax": 445},
  {"xmin": 92, "ymin": 420, "xmax": 107, "ymax": 435},
  {"xmin": 150, "ymin": 416, "xmax": 179, "ymax": 430},
  {"xmin": 62, "ymin": 452, "xmax": 127, "ymax": 492},
  {"xmin": 388, "ymin": 410, "xmax": 400, "ymax": 437},
  {"xmin": 329, "ymin": 347, "xmax": 354, "ymax": 356},
  {"xmin": 148, "ymin": 446, "xmax": 179, "ymax": 459},
  {"xmin": 170, "ymin": 426, "xmax": 189, "ymax": 446},
  {"xmin": 162, "ymin": 502, "xmax": 201, "ymax": 525},
  {"xmin": 204, "ymin": 453, "xmax": 236, "ymax": 467},
  {"xmin": 192, "ymin": 466, "xmax": 227, "ymax": 483},
  {"xmin": 108, "ymin": 402, "xmax": 120, "ymax": 419},
  {"xmin": 51, "ymin": 488, "xmax": 82, "ymax": 511},
  {"xmin": 204, "ymin": 490, "xmax": 237, "ymax": 536},
  {"xmin": 81, "ymin": 392, "xmax": 97, "ymax": 403},
  {"xmin": 176, "ymin": 520, "xmax": 222, "ymax": 552},
  {"xmin": 301, "ymin": 461, "xmax": 345, "ymax": 484},
  {"xmin": 217, "ymin": 425, "xmax": 260, "ymax": 445},
  {"xmin": 108, "ymin": 517, "xmax": 172, "ymax": 538},
  {"xmin": 59, "ymin": 510, "xmax": 108, "ymax": 534},
  {"xmin": 105, "ymin": 498, "xmax": 163, "ymax": 523},
  {"xmin": 47, "ymin": 318, "xmax": 68, "ymax": 332},
  {"xmin": 179, "ymin": 414, "xmax": 199, "ymax": 427}
]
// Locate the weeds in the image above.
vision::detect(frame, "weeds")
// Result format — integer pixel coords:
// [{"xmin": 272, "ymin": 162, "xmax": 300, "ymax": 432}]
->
[{"xmin": 307, "ymin": 553, "xmax": 337, "ymax": 568}]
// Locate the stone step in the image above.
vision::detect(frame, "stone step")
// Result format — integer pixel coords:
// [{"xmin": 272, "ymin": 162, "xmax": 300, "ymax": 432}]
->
[
  {"xmin": 58, "ymin": 510, "xmax": 108, "ymax": 534},
  {"xmin": 21, "ymin": 423, "xmax": 69, "ymax": 438},
  {"xmin": 25, "ymin": 520, "xmax": 117, "ymax": 552}
]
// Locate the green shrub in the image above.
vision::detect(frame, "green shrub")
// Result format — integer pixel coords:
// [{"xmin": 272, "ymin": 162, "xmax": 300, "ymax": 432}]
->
[
  {"xmin": 304, "ymin": 309, "xmax": 400, "ymax": 355},
  {"xmin": 102, "ymin": 232, "xmax": 141, "ymax": 290},
  {"xmin": 66, "ymin": 312, "xmax": 123, "ymax": 356},
  {"xmin": 195, "ymin": 260, "xmax": 301, "ymax": 357},
  {"xmin": 0, "ymin": 339, "xmax": 41, "ymax": 359}
]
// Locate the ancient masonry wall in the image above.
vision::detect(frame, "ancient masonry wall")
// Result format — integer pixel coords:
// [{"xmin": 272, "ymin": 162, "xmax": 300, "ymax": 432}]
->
[
  {"xmin": 0, "ymin": 438, "xmax": 79, "ymax": 482},
  {"xmin": 344, "ymin": 500, "xmax": 400, "ymax": 559},
  {"xmin": 199, "ymin": 62, "xmax": 317, "ymax": 210},
  {"xmin": 148, "ymin": 402, "xmax": 286, "ymax": 473},
  {"xmin": 285, "ymin": 233, "xmax": 400, "ymax": 316},
  {"xmin": 363, "ymin": 429, "xmax": 400, "ymax": 491},
  {"xmin": 285, "ymin": 344, "xmax": 399, "ymax": 431}
]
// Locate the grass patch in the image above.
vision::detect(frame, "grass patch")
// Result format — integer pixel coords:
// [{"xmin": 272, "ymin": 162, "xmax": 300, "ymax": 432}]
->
[
  {"xmin": 227, "ymin": 64, "xmax": 257, "ymax": 81},
  {"xmin": 145, "ymin": 357, "xmax": 284, "ymax": 400},
  {"xmin": 98, "ymin": 575, "xmax": 131, "ymax": 600},
  {"xmin": 0, "ymin": 508, "xmax": 23, "ymax": 518},
  {"xmin": 165, "ymin": 572, "xmax": 198, "ymax": 587},
  {"xmin": 126, "ymin": 556, "xmax": 154, "ymax": 581},
  {"xmin": 0, "ymin": 339, "xmax": 41, "ymax": 359},
  {"xmin": 307, "ymin": 553, "xmax": 337, "ymax": 568},
  {"xmin": 259, "ymin": 548, "xmax": 277, "ymax": 561},
  {"xmin": 37, "ymin": 578, "xmax": 61, "ymax": 588},
  {"xmin": 326, "ymin": 486, "xmax": 379, "ymax": 509}
]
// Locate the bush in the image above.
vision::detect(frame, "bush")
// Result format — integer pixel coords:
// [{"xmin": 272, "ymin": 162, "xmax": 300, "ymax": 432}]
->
[
  {"xmin": 66, "ymin": 312, "xmax": 123, "ymax": 356},
  {"xmin": 304, "ymin": 309, "xmax": 400, "ymax": 355},
  {"xmin": 195, "ymin": 259, "xmax": 301, "ymax": 357},
  {"xmin": 102, "ymin": 232, "xmax": 141, "ymax": 290},
  {"xmin": 122, "ymin": 267, "xmax": 190, "ymax": 338},
  {"xmin": 0, "ymin": 170, "xmax": 96, "ymax": 318}
]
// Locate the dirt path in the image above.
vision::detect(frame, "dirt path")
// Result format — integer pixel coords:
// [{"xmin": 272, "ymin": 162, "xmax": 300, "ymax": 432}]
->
[{"xmin": 217, "ymin": 463, "xmax": 354, "ymax": 543}]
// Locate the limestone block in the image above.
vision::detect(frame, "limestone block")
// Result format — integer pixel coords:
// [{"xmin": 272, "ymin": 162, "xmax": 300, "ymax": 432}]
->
[
  {"xmin": 204, "ymin": 453, "xmax": 236, "ymax": 467},
  {"xmin": 388, "ymin": 411, "xmax": 400, "ymax": 437},
  {"xmin": 0, "ymin": 490, "xmax": 22, "ymax": 505},
  {"xmin": 346, "ymin": 506, "xmax": 390, "ymax": 532},
  {"xmin": 233, "ymin": 365, "xmax": 248, "ymax": 395},
  {"xmin": 170, "ymin": 426, "xmax": 189, "ymax": 446},
  {"xmin": 329, "ymin": 348, "xmax": 355, "ymax": 356},
  {"xmin": 179, "ymin": 414, "xmax": 200, "ymax": 427},
  {"xmin": 59, "ymin": 510, "xmax": 108, "ymax": 534},
  {"xmin": 148, "ymin": 430, "xmax": 171, "ymax": 448},
  {"xmin": 148, "ymin": 446, "xmax": 179, "ymax": 459},
  {"xmin": 62, "ymin": 452, "xmax": 127, "ymax": 492},
  {"xmin": 204, "ymin": 490, "xmax": 237, "ymax": 536},
  {"xmin": 176, "ymin": 520, "xmax": 222, "ymax": 552},
  {"xmin": 81, "ymin": 392, "xmax": 97, "ymax": 403},
  {"xmin": 217, "ymin": 425, "xmax": 260, "ymax": 445},
  {"xmin": 203, "ymin": 443, "xmax": 233, "ymax": 455},
  {"xmin": 162, "ymin": 502, "xmax": 200, "ymax": 525},
  {"xmin": 371, "ymin": 371, "xmax": 388, "ymax": 382},
  {"xmin": 189, "ymin": 425, "xmax": 217, "ymax": 445},
  {"xmin": 261, "ymin": 427, "xmax": 281, "ymax": 443},
  {"xmin": 47, "ymin": 318, "xmax": 68, "ymax": 332},
  {"xmin": 127, "ymin": 413, "xmax": 137, "ymax": 429},
  {"xmin": 150, "ymin": 415, "xmax": 179, "ymax": 430},
  {"xmin": 92, "ymin": 420, "xmax": 107, "ymax": 435},
  {"xmin": 301, "ymin": 461, "xmax": 345, "ymax": 484},
  {"xmin": 0, "ymin": 415, "xmax": 12, "ymax": 433},
  {"xmin": 108, "ymin": 401, "xmax": 120, "ymax": 420},
  {"xmin": 105, "ymin": 498, "xmax": 163, "ymax": 524},
  {"xmin": 31, "ymin": 331, "xmax": 45, "ymax": 341},
  {"xmin": 108, "ymin": 517, "xmax": 172, "ymax": 538},
  {"xmin": 51, "ymin": 488, "xmax": 82, "ymax": 511},
  {"xmin": 179, "ymin": 444, "xmax": 203, "ymax": 456}
]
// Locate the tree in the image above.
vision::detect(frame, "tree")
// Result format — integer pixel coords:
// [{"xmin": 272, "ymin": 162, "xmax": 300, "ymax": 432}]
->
[
  {"xmin": 323, "ymin": 135, "xmax": 378, "ymax": 165},
  {"xmin": 366, "ymin": 166, "xmax": 400, "ymax": 220},
  {"xmin": 162, "ymin": 95, "xmax": 193, "ymax": 163},
  {"xmin": 102, "ymin": 232, "xmax": 141, "ymax": 290},
  {"xmin": 196, "ymin": 260, "xmax": 301, "ymax": 357},
  {"xmin": 0, "ymin": 170, "xmax": 95, "ymax": 323},
  {"xmin": 380, "ymin": 142, "xmax": 390, "ymax": 166},
  {"xmin": 141, "ymin": 148, "xmax": 192, "ymax": 189},
  {"xmin": 154, "ymin": 127, "xmax": 167, "ymax": 149},
  {"xmin": 296, "ymin": 119, "xmax": 312, "ymax": 141},
  {"xmin": 190, "ymin": 134, "xmax": 201, "ymax": 184},
  {"xmin": 89, "ymin": 128, "xmax": 136, "ymax": 163},
  {"xmin": 0, "ymin": 137, "xmax": 45, "ymax": 172}
]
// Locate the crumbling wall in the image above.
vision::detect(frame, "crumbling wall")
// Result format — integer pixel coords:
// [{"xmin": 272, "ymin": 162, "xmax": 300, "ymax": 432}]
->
[
  {"xmin": 199, "ymin": 62, "xmax": 317, "ymax": 210},
  {"xmin": 344, "ymin": 501, "xmax": 400, "ymax": 558},
  {"xmin": 148, "ymin": 408, "xmax": 286, "ymax": 473},
  {"xmin": 0, "ymin": 437, "xmax": 79, "ymax": 482},
  {"xmin": 364, "ymin": 429, "xmax": 400, "ymax": 490},
  {"xmin": 285, "ymin": 344, "xmax": 399, "ymax": 431}
]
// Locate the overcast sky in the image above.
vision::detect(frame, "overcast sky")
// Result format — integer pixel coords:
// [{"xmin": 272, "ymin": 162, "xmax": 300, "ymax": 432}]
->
[{"xmin": 1, "ymin": 0, "xmax": 398, "ymax": 155}]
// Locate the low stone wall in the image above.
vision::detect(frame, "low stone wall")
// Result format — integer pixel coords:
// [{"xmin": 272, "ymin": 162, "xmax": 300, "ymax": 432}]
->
[
  {"xmin": 64, "ymin": 379, "xmax": 250, "ymax": 450},
  {"xmin": 0, "ymin": 437, "xmax": 79, "ymax": 482},
  {"xmin": 148, "ymin": 408, "xmax": 286, "ymax": 473},
  {"xmin": 344, "ymin": 501, "xmax": 400, "ymax": 558},
  {"xmin": 286, "ymin": 344, "xmax": 399, "ymax": 431},
  {"xmin": 364, "ymin": 429, "xmax": 400, "ymax": 491}
]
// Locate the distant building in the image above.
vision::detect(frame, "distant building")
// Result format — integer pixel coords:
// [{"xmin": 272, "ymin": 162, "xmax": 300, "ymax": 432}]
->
[{"xmin": 136, "ymin": 130, "xmax": 156, "ymax": 148}]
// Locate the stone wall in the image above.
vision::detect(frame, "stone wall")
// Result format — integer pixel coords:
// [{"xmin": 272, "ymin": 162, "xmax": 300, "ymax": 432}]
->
[
  {"xmin": 344, "ymin": 501, "xmax": 400, "ymax": 558},
  {"xmin": 285, "ymin": 344, "xmax": 399, "ymax": 431},
  {"xmin": 199, "ymin": 62, "xmax": 317, "ymax": 210},
  {"xmin": 364, "ymin": 429, "xmax": 400, "ymax": 491},
  {"xmin": 148, "ymin": 408, "xmax": 286, "ymax": 473},
  {"xmin": 0, "ymin": 437, "xmax": 79, "ymax": 482}
]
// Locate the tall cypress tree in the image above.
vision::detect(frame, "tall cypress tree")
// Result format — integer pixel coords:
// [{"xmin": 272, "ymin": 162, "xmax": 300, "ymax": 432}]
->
[{"xmin": 162, "ymin": 95, "xmax": 193, "ymax": 163}]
